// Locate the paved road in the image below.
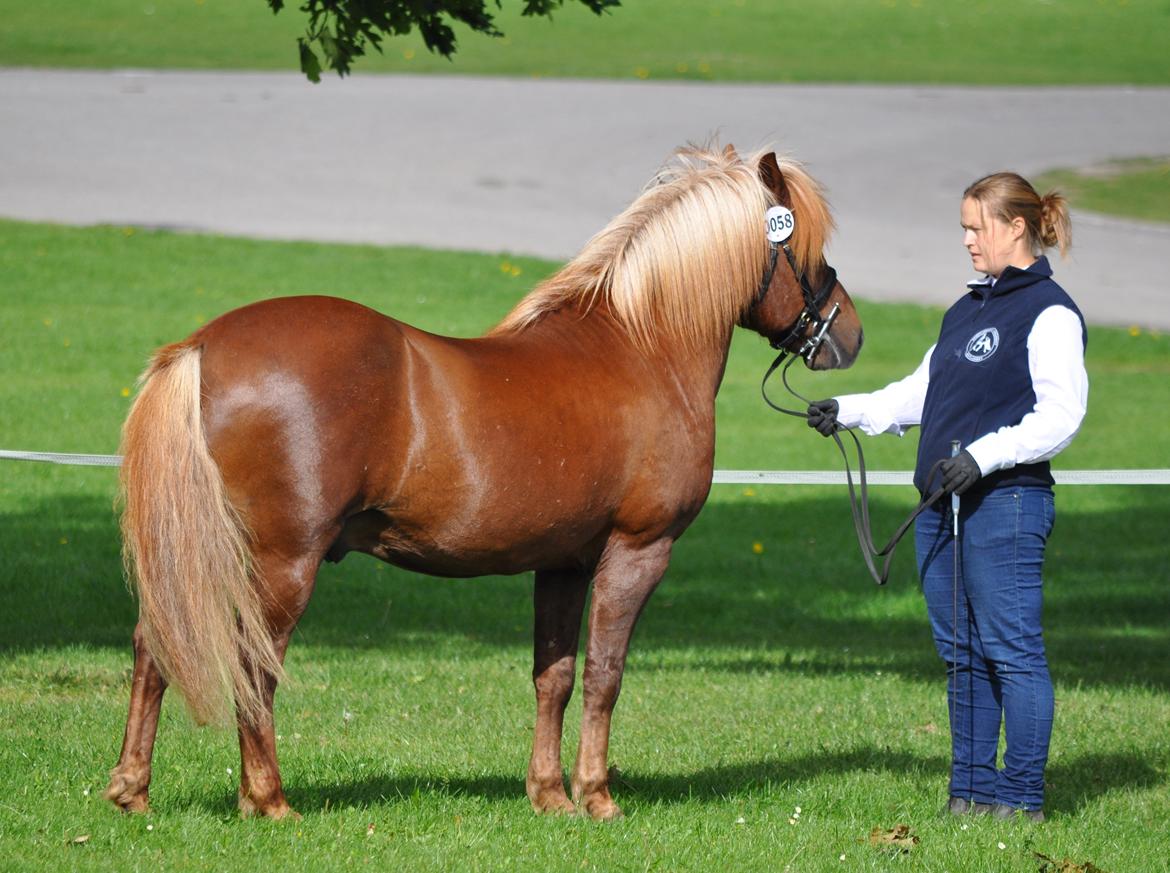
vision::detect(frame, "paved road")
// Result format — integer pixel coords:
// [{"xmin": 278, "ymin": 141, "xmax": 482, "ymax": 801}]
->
[{"xmin": 3, "ymin": 69, "xmax": 1169, "ymax": 328}]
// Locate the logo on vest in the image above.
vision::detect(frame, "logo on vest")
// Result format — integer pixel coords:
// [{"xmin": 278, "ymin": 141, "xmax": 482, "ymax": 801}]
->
[{"xmin": 964, "ymin": 327, "xmax": 1000, "ymax": 362}]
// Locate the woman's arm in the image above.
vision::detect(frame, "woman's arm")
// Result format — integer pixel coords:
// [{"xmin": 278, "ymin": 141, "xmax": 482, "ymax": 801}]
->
[
  {"xmin": 966, "ymin": 305, "xmax": 1088, "ymax": 474},
  {"xmin": 834, "ymin": 344, "xmax": 934, "ymax": 436}
]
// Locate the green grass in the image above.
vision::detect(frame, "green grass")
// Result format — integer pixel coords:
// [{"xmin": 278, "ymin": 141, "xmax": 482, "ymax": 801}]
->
[
  {"xmin": 1, "ymin": 0, "xmax": 1169, "ymax": 84},
  {"xmin": 1036, "ymin": 157, "xmax": 1170, "ymax": 224},
  {"xmin": 1, "ymin": 220, "xmax": 1168, "ymax": 872}
]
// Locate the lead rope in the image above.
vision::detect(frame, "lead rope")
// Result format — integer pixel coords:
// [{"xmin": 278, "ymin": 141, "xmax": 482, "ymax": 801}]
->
[{"xmin": 760, "ymin": 352, "xmax": 949, "ymax": 586}]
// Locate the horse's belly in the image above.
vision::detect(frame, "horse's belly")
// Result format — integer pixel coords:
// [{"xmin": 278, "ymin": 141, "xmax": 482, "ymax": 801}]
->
[{"xmin": 329, "ymin": 505, "xmax": 607, "ymax": 578}]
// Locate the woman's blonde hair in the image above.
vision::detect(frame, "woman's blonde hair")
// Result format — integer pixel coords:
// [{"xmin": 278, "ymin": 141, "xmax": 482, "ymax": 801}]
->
[{"xmin": 963, "ymin": 172, "xmax": 1072, "ymax": 258}]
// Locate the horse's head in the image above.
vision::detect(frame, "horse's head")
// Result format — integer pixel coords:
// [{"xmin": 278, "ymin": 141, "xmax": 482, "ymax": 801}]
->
[{"xmin": 742, "ymin": 151, "xmax": 863, "ymax": 370}]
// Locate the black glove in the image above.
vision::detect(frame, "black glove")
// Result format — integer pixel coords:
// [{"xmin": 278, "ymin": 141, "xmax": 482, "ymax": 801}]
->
[
  {"xmin": 806, "ymin": 399, "xmax": 839, "ymax": 437},
  {"xmin": 940, "ymin": 450, "xmax": 981, "ymax": 495}
]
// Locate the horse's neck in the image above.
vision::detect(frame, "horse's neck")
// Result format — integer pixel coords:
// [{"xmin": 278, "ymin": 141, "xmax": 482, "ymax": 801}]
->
[{"xmin": 509, "ymin": 304, "xmax": 735, "ymax": 403}]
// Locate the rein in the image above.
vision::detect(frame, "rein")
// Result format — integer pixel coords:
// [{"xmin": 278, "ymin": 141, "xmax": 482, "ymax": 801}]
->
[
  {"xmin": 760, "ymin": 353, "xmax": 949, "ymax": 586},
  {"xmin": 751, "ymin": 208, "xmax": 946, "ymax": 585}
]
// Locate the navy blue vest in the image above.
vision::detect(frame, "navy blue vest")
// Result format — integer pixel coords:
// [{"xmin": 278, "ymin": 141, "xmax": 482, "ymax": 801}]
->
[{"xmin": 915, "ymin": 257, "xmax": 1086, "ymax": 497}]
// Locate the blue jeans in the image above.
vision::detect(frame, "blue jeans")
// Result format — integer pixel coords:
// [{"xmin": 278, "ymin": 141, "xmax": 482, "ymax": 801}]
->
[{"xmin": 915, "ymin": 485, "xmax": 1055, "ymax": 809}]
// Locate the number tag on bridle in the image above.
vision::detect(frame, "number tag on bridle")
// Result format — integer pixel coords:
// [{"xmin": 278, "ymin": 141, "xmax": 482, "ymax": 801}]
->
[{"xmin": 765, "ymin": 206, "xmax": 795, "ymax": 243}]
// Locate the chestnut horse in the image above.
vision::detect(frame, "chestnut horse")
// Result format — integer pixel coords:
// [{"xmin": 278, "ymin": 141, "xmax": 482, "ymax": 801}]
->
[{"xmin": 106, "ymin": 145, "xmax": 862, "ymax": 821}]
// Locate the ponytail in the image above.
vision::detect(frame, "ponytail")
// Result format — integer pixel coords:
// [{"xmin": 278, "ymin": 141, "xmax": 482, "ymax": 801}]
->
[{"xmin": 1039, "ymin": 190, "xmax": 1072, "ymax": 258}]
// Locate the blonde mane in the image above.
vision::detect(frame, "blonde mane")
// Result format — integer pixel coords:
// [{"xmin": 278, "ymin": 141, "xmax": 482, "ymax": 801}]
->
[{"xmin": 491, "ymin": 145, "xmax": 834, "ymax": 349}]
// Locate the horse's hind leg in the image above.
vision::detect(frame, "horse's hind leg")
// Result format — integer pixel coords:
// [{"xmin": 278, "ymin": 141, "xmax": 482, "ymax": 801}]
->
[
  {"xmin": 235, "ymin": 551, "xmax": 320, "ymax": 820},
  {"xmin": 571, "ymin": 537, "xmax": 672, "ymax": 821},
  {"xmin": 106, "ymin": 623, "xmax": 167, "ymax": 813},
  {"xmin": 235, "ymin": 651, "xmax": 292, "ymax": 819},
  {"xmin": 527, "ymin": 567, "xmax": 590, "ymax": 814}
]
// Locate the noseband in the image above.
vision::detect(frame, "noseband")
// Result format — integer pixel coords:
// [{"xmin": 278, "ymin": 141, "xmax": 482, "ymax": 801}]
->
[{"xmin": 755, "ymin": 238, "xmax": 841, "ymax": 363}]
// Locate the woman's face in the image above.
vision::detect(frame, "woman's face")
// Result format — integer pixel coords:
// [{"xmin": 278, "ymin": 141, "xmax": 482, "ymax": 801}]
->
[{"xmin": 960, "ymin": 197, "xmax": 1026, "ymax": 278}]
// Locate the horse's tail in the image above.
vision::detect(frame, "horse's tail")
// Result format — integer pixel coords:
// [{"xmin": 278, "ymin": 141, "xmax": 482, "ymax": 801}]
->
[{"xmin": 119, "ymin": 341, "xmax": 284, "ymax": 727}]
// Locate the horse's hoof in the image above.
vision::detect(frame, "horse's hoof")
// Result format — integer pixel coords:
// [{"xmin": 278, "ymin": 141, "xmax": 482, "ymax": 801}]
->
[
  {"xmin": 109, "ymin": 793, "xmax": 151, "ymax": 814},
  {"xmin": 239, "ymin": 791, "xmax": 299, "ymax": 820},
  {"xmin": 240, "ymin": 803, "xmax": 299, "ymax": 820},
  {"xmin": 530, "ymin": 789, "xmax": 576, "ymax": 815},
  {"xmin": 104, "ymin": 774, "xmax": 150, "ymax": 814},
  {"xmin": 581, "ymin": 795, "xmax": 624, "ymax": 822}
]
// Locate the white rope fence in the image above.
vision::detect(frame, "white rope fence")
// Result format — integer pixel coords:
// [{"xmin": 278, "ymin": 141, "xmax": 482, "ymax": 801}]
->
[
  {"xmin": 714, "ymin": 469, "xmax": 1170, "ymax": 486},
  {"xmin": 0, "ymin": 450, "xmax": 123, "ymax": 467},
  {"xmin": 3, "ymin": 450, "xmax": 1167, "ymax": 485}
]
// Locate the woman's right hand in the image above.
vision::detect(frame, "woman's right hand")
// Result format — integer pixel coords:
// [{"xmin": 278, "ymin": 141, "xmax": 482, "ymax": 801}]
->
[{"xmin": 806, "ymin": 399, "xmax": 839, "ymax": 436}]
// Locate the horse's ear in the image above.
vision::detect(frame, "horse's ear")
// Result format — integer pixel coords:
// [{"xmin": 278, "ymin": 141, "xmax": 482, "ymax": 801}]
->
[{"xmin": 758, "ymin": 152, "xmax": 789, "ymax": 201}]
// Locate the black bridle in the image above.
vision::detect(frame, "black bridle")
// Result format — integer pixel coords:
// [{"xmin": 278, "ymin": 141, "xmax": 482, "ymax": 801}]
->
[
  {"xmin": 754, "ymin": 230, "xmax": 949, "ymax": 586},
  {"xmin": 755, "ymin": 239, "xmax": 841, "ymax": 362}
]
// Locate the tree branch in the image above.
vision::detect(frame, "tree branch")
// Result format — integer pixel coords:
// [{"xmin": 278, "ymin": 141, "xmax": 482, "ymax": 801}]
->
[{"xmin": 266, "ymin": 0, "xmax": 621, "ymax": 83}]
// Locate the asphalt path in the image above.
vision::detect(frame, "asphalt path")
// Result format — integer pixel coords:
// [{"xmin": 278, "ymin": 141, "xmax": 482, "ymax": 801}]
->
[{"xmin": 3, "ymin": 69, "xmax": 1169, "ymax": 329}]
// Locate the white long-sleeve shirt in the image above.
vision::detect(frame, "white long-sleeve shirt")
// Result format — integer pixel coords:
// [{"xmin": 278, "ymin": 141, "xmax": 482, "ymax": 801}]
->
[{"xmin": 834, "ymin": 304, "xmax": 1088, "ymax": 477}]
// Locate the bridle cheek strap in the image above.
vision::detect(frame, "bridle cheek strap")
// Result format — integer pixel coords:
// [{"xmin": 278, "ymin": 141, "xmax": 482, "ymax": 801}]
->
[{"xmin": 756, "ymin": 240, "xmax": 840, "ymax": 362}]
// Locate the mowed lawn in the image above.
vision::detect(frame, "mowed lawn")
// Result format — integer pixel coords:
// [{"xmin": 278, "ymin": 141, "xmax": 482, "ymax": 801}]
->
[
  {"xmin": 0, "ymin": 0, "xmax": 1167, "ymax": 84},
  {"xmin": 1, "ymin": 220, "xmax": 1168, "ymax": 872},
  {"xmin": 1036, "ymin": 158, "xmax": 1170, "ymax": 225}
]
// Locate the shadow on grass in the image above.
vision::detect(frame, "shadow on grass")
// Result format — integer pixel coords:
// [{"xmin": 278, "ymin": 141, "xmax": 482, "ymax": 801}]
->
[
  {"xmin": 2, "ymin": 489, "xmax": 1168, "ymax": 691},
  {"xmin": 1045, "ymin": 752, "xmax": 1165, "ymax": 816},
  {"xmin": 619, "ymin": 749, "xmax": 1162, "ymax": 817},
  {"xmin": 192, "ymin": 748, "xmax": 1159, "ymax": 818},
  {"xmin": 203, "ymin": 746, "xmax": 948, "ymax": 815}
]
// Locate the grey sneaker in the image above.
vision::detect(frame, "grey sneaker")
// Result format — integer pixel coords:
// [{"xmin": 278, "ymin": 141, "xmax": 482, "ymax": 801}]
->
[
  {"xmin": 991, "ymin": 803, "xmax": 1045, "ymax": 822},
  {"xmin": 945, "ymin": 797, "xmax": 994, "ymax": 816}
]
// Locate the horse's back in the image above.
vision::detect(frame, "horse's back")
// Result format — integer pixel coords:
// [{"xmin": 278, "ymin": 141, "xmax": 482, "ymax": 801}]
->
[{"xmin": 185, "ymin": 295, "xmax": 714, "ymax": 574}]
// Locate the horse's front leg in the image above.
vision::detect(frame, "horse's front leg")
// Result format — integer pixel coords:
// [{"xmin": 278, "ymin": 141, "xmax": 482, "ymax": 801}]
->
[
  {"xmin": 527, "ymin": 567, "xmax": 591, "ymax": 814},
  {"xmin": 572, "ymin": 536, "xmax": 672, "ymax": 821},
  {"xmin": 106, "ymin": 623, "xmax": 167, "ymax": 813}
]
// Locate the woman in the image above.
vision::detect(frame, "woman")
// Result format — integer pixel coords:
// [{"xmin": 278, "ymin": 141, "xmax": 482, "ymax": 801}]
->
[{"xmin": 807, "ymin": 173, "xmax": 1088, "ymax": 821}]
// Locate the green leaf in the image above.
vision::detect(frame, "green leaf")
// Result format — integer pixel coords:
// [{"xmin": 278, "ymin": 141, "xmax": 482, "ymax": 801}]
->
[
  {"xmin": 298, "ymin": 38, "xmax": 322, "ymax": 83},
  {"xmin": 319, "ymin": 31, "xmax": 340, "ymax": 64}
]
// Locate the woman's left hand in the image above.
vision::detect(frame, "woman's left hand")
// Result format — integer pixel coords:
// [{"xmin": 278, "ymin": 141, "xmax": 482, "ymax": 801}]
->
[{"xmin": 940, "ymin": 450, "xmax": 982, "ymax": 495}]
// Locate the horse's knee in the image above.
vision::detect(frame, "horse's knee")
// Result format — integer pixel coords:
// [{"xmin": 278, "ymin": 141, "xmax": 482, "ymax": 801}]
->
[
  {"xmin": 534, "ymin": 656, "xmax": 576, "ymax": 702},
  {"xmin": 581, "ymin": 658, "xmax": 623, "ymax": 711}
]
